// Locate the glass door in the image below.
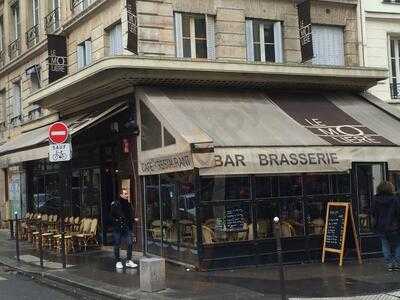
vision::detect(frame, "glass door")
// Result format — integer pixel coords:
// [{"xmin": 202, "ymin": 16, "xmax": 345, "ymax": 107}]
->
[{"xmin": 354, "ymin": 163, "xmax": 386, "ymax": 235}]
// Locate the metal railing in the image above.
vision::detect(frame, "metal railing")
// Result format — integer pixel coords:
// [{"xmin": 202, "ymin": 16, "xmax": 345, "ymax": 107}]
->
[
  {"xmin": 8, "ymin": 38, "xmax": 20, "ymax": 60},
  {"xmin": 26, "ymin": 24, "xmax": 39, "ymax": 48},
  {"xmin": 383, "ymin": 0, "xmax": 400, "ymax": 3},
  {"xmin": 390, "ymin": 83, "xmax": 400, "ymax": 100},
  {"xmin": 45, "ymin": 7, "xmax": 60, "ymax": 34}
]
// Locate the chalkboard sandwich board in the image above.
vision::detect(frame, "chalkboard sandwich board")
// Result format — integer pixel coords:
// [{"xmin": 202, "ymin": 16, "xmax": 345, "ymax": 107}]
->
[{"xmin": 322, "ymin": 202, "xmax": 362, "ymax": 266}]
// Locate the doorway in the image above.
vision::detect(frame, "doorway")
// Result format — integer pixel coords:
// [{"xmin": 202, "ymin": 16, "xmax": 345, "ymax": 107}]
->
[{"xmin": 353, "ymin": 163, "xmax": 387, "ymax": 236}]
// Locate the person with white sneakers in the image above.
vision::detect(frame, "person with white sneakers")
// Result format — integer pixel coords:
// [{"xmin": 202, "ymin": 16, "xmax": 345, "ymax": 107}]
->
[{"xmin": 110, "ymin": 188, "xmax": 138, "ymax": 269}]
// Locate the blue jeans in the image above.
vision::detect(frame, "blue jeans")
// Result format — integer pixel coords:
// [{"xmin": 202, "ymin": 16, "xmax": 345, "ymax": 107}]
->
[
  {"xmin": 113, "ymin": 230, "xmax": 133, "ymax": 262},
  {"xmin": 379, "ymin": 233, "xmax": 400, "ymax": 266}
]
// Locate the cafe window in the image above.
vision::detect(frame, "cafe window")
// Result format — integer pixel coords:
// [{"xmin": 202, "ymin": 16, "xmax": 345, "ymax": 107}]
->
[
  {"xmin": 201, "ymin": 203, "xmax": 251, "ymax": 244},
  {"xmin": 200, "ymin": 176, "xmax": 251, "ymax": 202},
  {"xmin": 174, "ymin": 12, "xmax": 215, "ymax": 59},
  {"xmin": 140, "ymin": 101, "xmax": 162, "ymax": 151},
  {"xmin": 246, "ymin": 19, "xmax": 283, "ymax": 63},
  {"xmin": 303, "ymin": 174, "xmax": 329, "ymax": 195}
]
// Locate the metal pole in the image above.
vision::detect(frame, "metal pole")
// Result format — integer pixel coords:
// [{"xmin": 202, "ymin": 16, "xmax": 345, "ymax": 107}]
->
[
  {"xmin": 38, "ymin": 215, "xmax": 44, "ymax": 268},
  {"xmin": 9, "ymin": 219, "xmax": 14, "ymax": 240},
  {"xmin": 61, "ymin": 211, "xmax": 66, "ymax": 269},
  {"xmin": 15, "ymin": 212, "xmax": 20, "ymax": 261},
  {"xmin": 274, "ymin": 217, "xmax": 287, "ymax": 300}
]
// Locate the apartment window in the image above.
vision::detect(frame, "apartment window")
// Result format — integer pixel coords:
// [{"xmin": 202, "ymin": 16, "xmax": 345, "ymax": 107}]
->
[
  {"xmin": 11, "ymin": 2, "xmax": 20, "ymax": 41},
  {"xmin": 312, "ymin": 25, "xmax": 344, "ymax": 66},
  {"xmin": 0, "ymin": 16, "xmax": 3, "ymax": 52},
  {"xmin": 108, "ymin": 23, "xmax": 123, "ymax": 56},
  {"xmin": 72, "ymin": 0, "xmax": 93, "ymax": 13},
  {"xmin": 174, "ymin": 13, "xmax": 215, "ymax": 59},
  {"xmin": 12, "ymin": 81, "xmax": 22, "ymax": 122},
  {"xmin": 246, "ymin": 19, "xmax": 283, "ymax": 63},
  {"xmin": 26, "ymin": 0, "xmax": 40, "ymax": 48},
  {"xmin": 45, "ymin": 0, "xmax": 60, "ymax": 33},
  {"xmin": 77, "ymin": 39, "xmax": 92, "ymax": 69},
  {"xmin": 389, "ymin": 38, "xmax": 400, "ymax": 99},
  {"xmin": 26, "ymin": 64, "xmax": 41, "ymax": 92}
]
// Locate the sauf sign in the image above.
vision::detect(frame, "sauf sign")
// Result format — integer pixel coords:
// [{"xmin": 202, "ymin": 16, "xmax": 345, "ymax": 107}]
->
[{"xmin": 48, "ymin": 122, "xmax": 72, "ymax": 162}]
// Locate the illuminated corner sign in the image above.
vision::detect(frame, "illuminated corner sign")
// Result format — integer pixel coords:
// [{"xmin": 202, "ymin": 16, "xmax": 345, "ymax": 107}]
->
[
  {"xmin": 47, "ymin": 34, "xmax": 68, "ymax": 83},
  {"xmin": 126, "ymin": 0, "xmax": 138, "ymax": 54},
  {"xmin": 297, "ymin": 0, "xmax": 313, "ymax": 62}
]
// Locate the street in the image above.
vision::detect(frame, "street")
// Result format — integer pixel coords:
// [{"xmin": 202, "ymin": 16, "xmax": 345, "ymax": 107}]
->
[{"xmin": 0, "ymin": 265, "xmax": 92, "ymax": 300}]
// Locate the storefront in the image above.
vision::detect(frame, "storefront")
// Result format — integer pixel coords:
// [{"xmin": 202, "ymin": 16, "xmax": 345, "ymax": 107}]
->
[
  {"xmin": 0, "ymin": 99, "xmax": 142, "ymax": 247},
  {"xmin": 137, "ymin": 87, "xmax": 400, "ymax": 270}
]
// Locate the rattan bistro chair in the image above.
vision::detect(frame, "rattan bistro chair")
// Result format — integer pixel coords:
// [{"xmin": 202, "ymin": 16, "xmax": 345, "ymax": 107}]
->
[{"xmin": 76, "ymin": 218, "xmax": 99, "ymax": 252}]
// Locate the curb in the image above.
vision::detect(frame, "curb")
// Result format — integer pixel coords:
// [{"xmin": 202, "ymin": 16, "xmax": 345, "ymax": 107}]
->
[{"xmin": 0, "ymin": 258, "xmax": 137, "ymax": 300}]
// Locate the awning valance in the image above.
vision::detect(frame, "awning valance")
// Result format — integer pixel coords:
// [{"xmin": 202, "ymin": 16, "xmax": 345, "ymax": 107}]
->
[
  {"xmin": 0, "ymin": 102, "xmax": 127, "ymax": 168},
  {"xmin": 136, "ymin": 87, "xmax": 400, "ymax": 176}
]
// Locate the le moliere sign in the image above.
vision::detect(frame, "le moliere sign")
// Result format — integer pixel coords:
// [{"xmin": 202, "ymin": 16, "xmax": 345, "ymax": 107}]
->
[
  {"xmin": 126, "ymin": 0, "xmax": 138, "ymax": 54},
  {"xmin": 47, "ymin": 35, "xmax": 68, "ymax": 83},
  {"xmin": 297, "ymin": 0, "xmax": 313, "ymax": 62}
]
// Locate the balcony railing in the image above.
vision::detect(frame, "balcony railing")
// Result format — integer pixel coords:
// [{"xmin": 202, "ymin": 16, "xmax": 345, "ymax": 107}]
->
[
  {"xmin": 390, "ymin": 83, "xmax": 400, "ymax": 100},
  {"xmin": 45, "ymin": 7, "xmax": 60, "ymax": 34},
  {"xmin": 26, "ymin": 24, "xmax": 39, "ymax": 48},
  {"xmin": 383, "ymin": 0, "xmax": 400, "ymax": 3},
  {"xmin": 8, "ymin": 39, "xmax": 20, "ymax": 60}
]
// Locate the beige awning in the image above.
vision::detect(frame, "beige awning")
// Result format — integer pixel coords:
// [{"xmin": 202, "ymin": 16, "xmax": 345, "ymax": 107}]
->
[
  {"xmin": 0, "ymin": 102, "xmax": 127, "ymax": 168},
  {"xmin": 136, "ymin": 87, "xmax": 400, "ymax": 176}
]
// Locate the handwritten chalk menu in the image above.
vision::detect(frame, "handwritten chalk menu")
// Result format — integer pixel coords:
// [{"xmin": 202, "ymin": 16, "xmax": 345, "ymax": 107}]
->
[
  {"xmin": 325, "ymin": 206, "xmax": 346, "ymax": 250},
  {"xmin": 225, "ymin": 208, "xmax": 244, "ymax": 230},
  {"xmin": 322, "ymin": 202, "xmax": 362, "ymax": 266}
]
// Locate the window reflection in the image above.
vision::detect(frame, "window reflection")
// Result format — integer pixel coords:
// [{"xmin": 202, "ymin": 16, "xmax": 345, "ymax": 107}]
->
[{"xmin": 201, "ymin": 176, "xmax": 250, "ymax": 201}]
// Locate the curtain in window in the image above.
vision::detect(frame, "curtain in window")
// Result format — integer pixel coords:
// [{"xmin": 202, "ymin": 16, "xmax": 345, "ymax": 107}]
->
[
  {"xmin": 85, "ymin": 40, "xmax": 92, "ymax": 65},
  {"xmin": 12, "ymin": 83, "xmax": 21, "ymax": 118},
  {"xmin": 206, "ymin": 15, "xmax": 215, "ymax": 59},
  {"xmin": 312, "ymin": 25, "xmax": 344, "ymax": 66},
  {"xmin": 110, "ymin": 23, "xmax": 123, "ymax": 55},
  {"xmin": 77, "ymin": 44, "xmax": 85, "ymax": 69},
  {"xmin": 174, "ymin": 12, "xmax": 183, "ymax": 58}
]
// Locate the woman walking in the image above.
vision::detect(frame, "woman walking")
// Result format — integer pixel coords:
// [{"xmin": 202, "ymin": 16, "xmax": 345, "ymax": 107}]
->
[{"xmin": 373, "ymin": 181, "xmax": 400, "ymax": 271}]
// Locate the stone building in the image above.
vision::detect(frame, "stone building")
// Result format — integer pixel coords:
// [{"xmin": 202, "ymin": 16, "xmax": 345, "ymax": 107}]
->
[
  {"xmin": 360, "ymin": 0, "xmax": 400, "ymax": 106},
  {"xmin": 0, "ymin": 0, "xmax": 398, "ymax": 269}
]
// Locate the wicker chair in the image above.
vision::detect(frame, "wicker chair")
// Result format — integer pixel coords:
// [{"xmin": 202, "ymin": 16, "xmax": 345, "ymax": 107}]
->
[{"xmin": 75, "ymin": 218, "xmax": 99, "ymax": 252}]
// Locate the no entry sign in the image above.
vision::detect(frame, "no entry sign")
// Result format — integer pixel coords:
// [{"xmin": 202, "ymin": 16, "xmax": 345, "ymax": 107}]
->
[{"xmin": 49, "ymin": 122, "xmax": 69, "ymax": 144}]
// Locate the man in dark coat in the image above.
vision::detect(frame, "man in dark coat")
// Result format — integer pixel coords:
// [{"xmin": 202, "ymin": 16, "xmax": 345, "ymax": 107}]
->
[
  {"xmin": 110, "ymin": 188, "xmax": 137, "ymax": 269},
  {"xmin": 372, "ymin": 181, "xmax": 400, "ymax": 271}
]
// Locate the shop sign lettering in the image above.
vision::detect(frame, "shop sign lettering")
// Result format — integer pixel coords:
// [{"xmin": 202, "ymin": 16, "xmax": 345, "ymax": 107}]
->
[
  {"xmin": 47, "ymin": 35, "xmax": 68, "ymax": 83},
  {"xmin": 140, "ymin": 152, "xmax": 193, "ymax": 174},
  {"xmin": 214, "ymin": 152, "xmax": 339, "ymax": 168},
  {"xmin": 126, "ymin": 0, "xmax": 138, "ymax": 54}
]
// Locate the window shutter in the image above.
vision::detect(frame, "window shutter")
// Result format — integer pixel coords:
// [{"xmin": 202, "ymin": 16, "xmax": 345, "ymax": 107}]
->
[
  {"xmin": 273, "ymin": 21, "xmax": 283, "ymax": 63},
  {"xmin": 77, "ymin": 44, "xmax": 85, "ymax": 69},
  {"xmin": 85, "ymin": 40, "xmax": 92, "ymax": 65},
  {"xmin": 206, "ymin": 15, "xmax": 215, "ymax": 60},
  {"xmin": 245, "ymin": 19, "xmax": 254, "ymax": 62},
  {"xmin": 174, "ymin": 12, "xmax": 183, "ymax": 58}
]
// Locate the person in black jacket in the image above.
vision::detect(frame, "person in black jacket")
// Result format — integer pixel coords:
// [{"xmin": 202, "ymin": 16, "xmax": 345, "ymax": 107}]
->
[
  {"xmin": 110, "ymin": 188, "xmax": 137, "ymax": 269},
  {"xmin": 372, "ymin": 181, "xmax": 400, "ymax": 271}
]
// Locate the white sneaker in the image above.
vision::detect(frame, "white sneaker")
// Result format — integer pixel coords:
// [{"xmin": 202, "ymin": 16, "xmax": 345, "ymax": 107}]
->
[
  {"xmin": 126, "ymin": 260, "xmax": 138, "ymax": 268},
  {"xmin": 116, "ymin": 261, "xmax": 123, "ymax": 269}
]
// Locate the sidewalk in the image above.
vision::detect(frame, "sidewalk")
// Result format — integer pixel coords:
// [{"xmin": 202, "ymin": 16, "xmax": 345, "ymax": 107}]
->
[{"xmin": 1, "ymin": 229, "xmax": 400, "ymax": 300}]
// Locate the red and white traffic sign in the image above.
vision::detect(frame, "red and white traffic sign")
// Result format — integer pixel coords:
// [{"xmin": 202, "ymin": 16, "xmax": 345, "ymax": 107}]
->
[{"xmin": 48, "ymin": 122, "xmax": 69, "ymax": 144}]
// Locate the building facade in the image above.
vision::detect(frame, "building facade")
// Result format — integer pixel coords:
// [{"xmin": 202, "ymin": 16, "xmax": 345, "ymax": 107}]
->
[
  {"xmin": 360, "ymin": 0, "xmax": 400, "ymax": 106},
  {"xmin": 0, "ymin": 0, "xmax": 398, "ymax": 269}
]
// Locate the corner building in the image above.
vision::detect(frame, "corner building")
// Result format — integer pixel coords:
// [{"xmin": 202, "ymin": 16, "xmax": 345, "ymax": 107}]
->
[{"xmin": 0, "ymin": 0, "xmax": 398, "ymax": 270}]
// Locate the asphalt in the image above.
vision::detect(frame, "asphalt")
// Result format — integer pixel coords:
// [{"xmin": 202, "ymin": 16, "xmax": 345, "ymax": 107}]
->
[{"xmin": 0, "ymin": 229, "xmax": 400, "ymax": 300}]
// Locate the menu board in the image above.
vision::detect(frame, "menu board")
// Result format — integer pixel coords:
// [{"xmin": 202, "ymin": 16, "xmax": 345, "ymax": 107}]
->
[
  {"xmin": 325, "ymin": 206, "xmax": 346, "ymax": 250},
  {"xmin": 322, "ymin": 202, "xmax": 362, "ymax": 266},
  {"xmin": 226, "ymin": 208, "xmax": 244, "ymax": 230}
]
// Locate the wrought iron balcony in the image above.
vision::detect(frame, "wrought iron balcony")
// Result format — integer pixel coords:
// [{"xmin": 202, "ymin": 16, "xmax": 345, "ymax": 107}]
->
[
  {"xmin": 390, "ymin": 83, "xmax": 400, "ymax": 100},
  {"xmin": 26, "ymin": 24, "xmax": 39, "ymax": 48},
  {"xmin": 45, "ymin": 7, "xmax": 60, "ymax": 33},
  {"xmin": 8, "ymin": 39, "xmax": 20, "ymax": 60},
  {"xmin": 383, "ymin": 0, "xmax": 400, "ymax": 3}
]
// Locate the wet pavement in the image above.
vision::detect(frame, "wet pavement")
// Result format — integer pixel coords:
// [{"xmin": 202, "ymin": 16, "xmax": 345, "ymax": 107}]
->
[{"xmin": 1, "ymin": 230, "xmax": 400, "ymax": 299}]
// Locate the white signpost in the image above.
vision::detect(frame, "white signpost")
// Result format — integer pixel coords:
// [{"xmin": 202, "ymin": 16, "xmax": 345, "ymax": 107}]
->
[{"xmin": 48, "ymin": 122, "xmax": 72, "ymax": 162}]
